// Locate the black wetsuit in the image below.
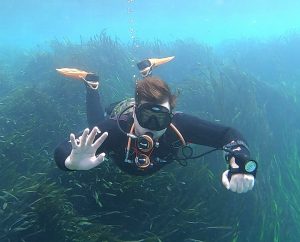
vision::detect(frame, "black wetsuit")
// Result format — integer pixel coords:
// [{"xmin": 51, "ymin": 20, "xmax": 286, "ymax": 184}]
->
[{"xmin": 54, "ymin": 87, "xmax": 250, "ymax": 176}]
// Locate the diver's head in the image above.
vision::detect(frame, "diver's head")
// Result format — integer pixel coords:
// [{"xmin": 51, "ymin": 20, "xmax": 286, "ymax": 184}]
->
[{"xmin": 133, "ymin": 76, "xmax": 177, "ymax": 139}]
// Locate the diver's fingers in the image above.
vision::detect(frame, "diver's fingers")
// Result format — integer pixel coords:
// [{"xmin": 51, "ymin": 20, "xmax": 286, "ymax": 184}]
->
[
  {"xmin": 93, "ymin": 153, "xmax": 106, "ymax": 167},
  {"xmin": 222, "ymin": 170, "xmax": 230, "ymax": 190},
  {"xmin": 236, "ymin": 180, "xmax": 244, "ymax": 194},
  {"xmin": 79, "ymin": 128, "xmax": 89, "ymax": 147},
  {"xmin": 86, "ymin": 127, "xmax": 99, "ymax": 146},
  {"xmin": 244, "ymin": 174, "xmax": 255, "ymax": 191},
  {"xmin": 229, "ymin": 177, "xmax": 238, "ymax": 193},
  {"xmin": 92, "ymin": 132, "xmax": 108, "ymax": 150},
  {"xmin": 70, "ymin": 133, "xmax": 79, "ymax": 149}
]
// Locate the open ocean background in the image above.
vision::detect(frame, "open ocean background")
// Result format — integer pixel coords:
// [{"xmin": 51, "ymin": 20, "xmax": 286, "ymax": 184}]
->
[{"xmin": 1, "ymin": 1, "xmax": 300, "ymax": 241}]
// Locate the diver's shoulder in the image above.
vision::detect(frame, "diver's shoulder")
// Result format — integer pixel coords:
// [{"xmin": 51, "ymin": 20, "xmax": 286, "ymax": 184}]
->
[{"xmin": 172, "ymin": 111, "xmax": 193, "ymax": 121}]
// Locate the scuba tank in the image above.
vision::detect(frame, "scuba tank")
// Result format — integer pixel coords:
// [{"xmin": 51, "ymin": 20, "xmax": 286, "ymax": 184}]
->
[{"xmin": 106, "ymin": 98, "xmax": 135, "ymax": 119}]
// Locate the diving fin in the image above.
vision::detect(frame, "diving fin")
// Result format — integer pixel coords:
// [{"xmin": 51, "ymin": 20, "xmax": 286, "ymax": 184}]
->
[
  {"xmin": 149, "ymin": 56, "xmax": 175, "ymax": 67},
  {"xmin": 137, "ymin": 56, "xmax": 175, "ymax": 77},
  {"xmin": 56, "ymin": 68, "xmax": 99, "ymax": 90}
]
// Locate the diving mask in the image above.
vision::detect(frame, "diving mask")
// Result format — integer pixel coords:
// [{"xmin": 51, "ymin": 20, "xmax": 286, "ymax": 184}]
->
[{"xmin": 135, "ymin": 103, "xmax": 172, "ymax": 131}]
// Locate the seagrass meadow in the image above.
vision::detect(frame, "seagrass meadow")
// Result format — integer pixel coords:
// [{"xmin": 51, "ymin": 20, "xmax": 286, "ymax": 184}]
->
[{"xmin": 0, "ymin": 33, "xmax": 300, "ymax": 242}]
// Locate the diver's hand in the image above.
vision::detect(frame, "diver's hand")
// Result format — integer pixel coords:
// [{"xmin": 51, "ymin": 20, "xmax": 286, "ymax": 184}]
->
[
  {"xmin": 65, "ymin": 127, "xmax": 108, "ymax": 170},
  {"xmin": 222, "ymin": 171, "xmax": 255, "ymax": 193},
  {"xmin": 222, "ymin": 157, "xmax": 255, "ymax": 193}
]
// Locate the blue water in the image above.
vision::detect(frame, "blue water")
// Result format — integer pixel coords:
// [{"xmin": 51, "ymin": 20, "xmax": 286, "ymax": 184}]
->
[
  {"xmin": 1, "ymin": 1, "xmax": 300, "ymax": 241},
  {"xmin": 1, "ymin": 0, "xmax": 300, "ymax": 49}
]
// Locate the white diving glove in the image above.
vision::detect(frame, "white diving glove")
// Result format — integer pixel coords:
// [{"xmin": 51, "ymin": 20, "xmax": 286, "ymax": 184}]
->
[
  {"xmin": 65, "ymin": 127, "xmax": 108, "ymax": 170},
  {"xmin": 222, "ymin": 156, "xmax": 255, "ymax": 193}
]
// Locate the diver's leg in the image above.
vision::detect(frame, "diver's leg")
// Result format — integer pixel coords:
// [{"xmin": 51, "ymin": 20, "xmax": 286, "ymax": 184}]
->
[{"xmin": 86, "ymin": 85, "xmax": 105, "ymax": 129}]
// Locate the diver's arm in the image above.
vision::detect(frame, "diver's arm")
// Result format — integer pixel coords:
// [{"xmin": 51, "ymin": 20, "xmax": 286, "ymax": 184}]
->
[
  {"xmin": 172, "ymin": 112, "xmax": 248, "ymax": 148},
  {"xmin": 173, "ymin": 112, "xmax": 256, "ymax": 193},
  {"xmin": 54, "ymin": 138, "xmax": 73, "ymax": 171}
]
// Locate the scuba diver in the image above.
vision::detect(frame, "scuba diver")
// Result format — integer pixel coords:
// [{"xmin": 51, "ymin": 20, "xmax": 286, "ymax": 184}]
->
[{"xmin": 54, "ymin": 57, "xmax": 257, "ymax": 194}]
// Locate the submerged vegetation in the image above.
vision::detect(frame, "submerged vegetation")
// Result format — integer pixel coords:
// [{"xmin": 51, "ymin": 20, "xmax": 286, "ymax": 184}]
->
[{"xmin": 0, "ymin": 32, "xmax": 299, "ymax": 241}]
